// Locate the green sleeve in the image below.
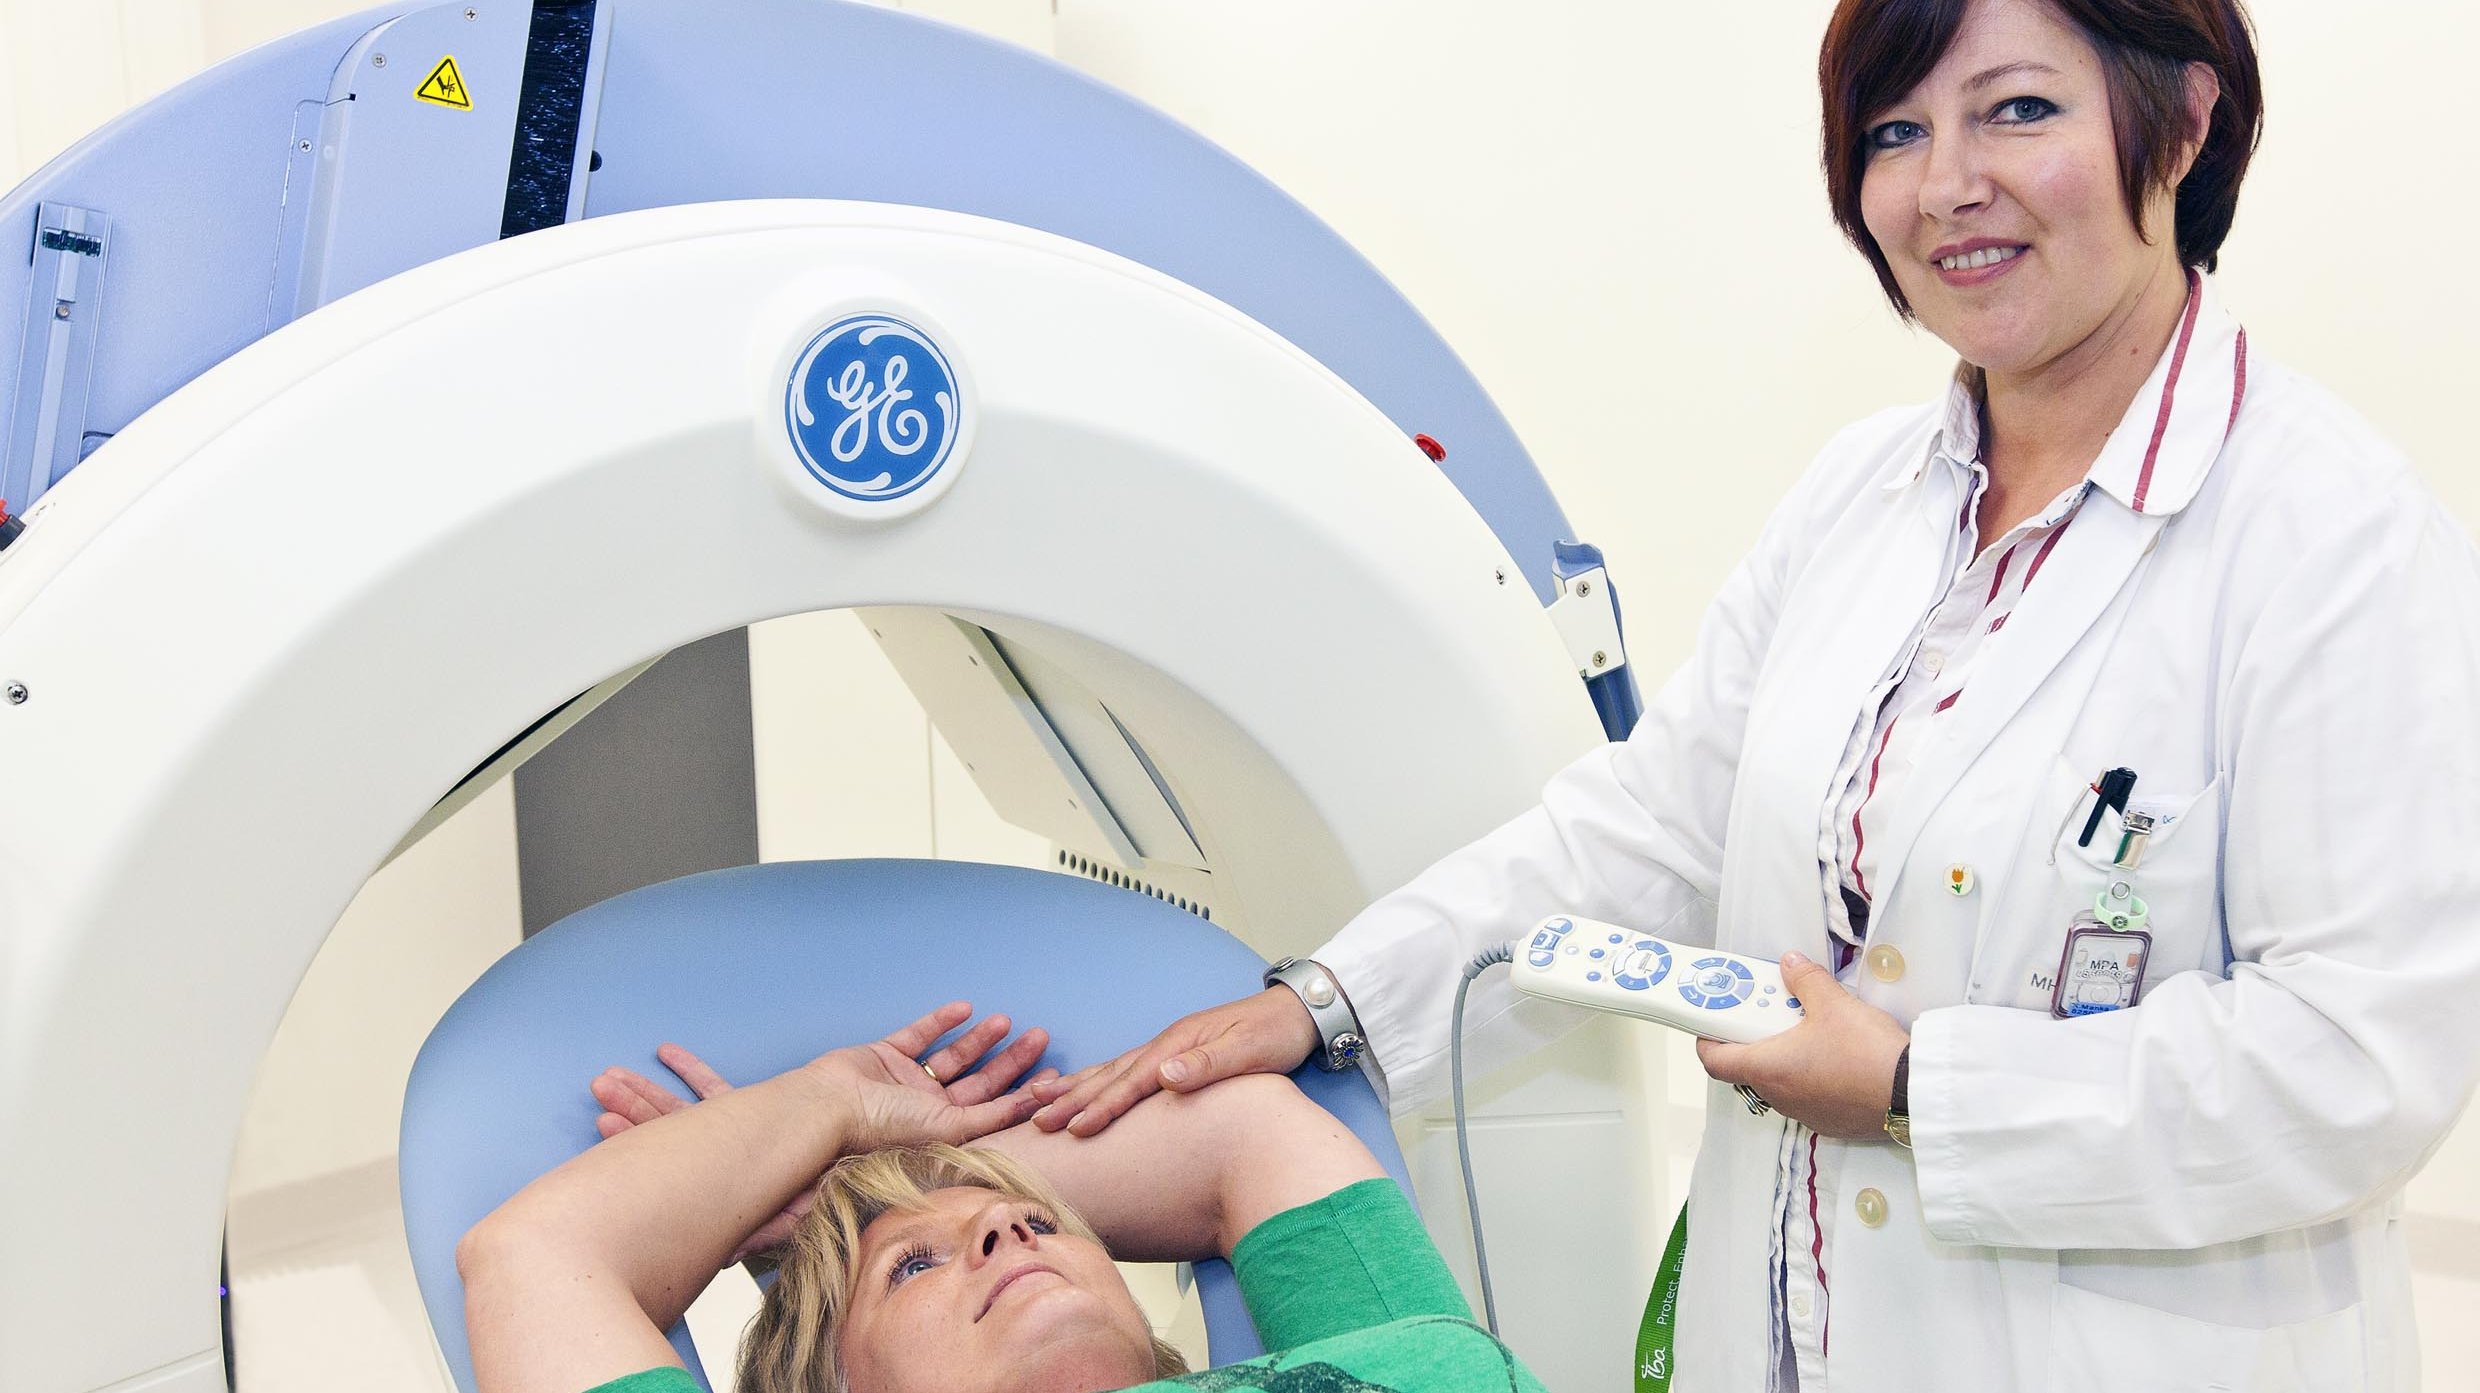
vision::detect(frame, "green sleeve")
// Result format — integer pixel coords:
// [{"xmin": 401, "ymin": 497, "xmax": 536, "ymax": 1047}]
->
[
  {"xmin": 1228, "ymin": 1177, "xmax": 1474, "ymax": 1350},
  {"xmin": 580, "ymin": 1367, "xmax": 702, "ymax": 1393}
]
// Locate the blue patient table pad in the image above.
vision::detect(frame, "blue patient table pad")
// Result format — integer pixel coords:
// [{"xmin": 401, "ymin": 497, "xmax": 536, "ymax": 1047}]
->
[{"xmin": 399, "ymin": 858, "xmax": 1413, "ymax": 1392}]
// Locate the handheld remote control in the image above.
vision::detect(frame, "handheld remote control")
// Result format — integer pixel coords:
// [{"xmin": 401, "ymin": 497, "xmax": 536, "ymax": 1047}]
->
[{"xmin": 1508, "ymin": 915, "xmax": 1802, "ymax": 1044}]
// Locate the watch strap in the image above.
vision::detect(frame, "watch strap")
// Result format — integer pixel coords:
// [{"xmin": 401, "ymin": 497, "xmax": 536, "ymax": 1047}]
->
[{"xmin": 1885, "ymin": 1044, "xmax": 1913, "ymax": 1149}]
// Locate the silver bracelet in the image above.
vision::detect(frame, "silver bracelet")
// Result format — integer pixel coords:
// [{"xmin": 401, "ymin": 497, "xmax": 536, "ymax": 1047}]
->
[{"xmin": 1263, "ymin": 956, "xmax": 1368, "ymax": 1072}]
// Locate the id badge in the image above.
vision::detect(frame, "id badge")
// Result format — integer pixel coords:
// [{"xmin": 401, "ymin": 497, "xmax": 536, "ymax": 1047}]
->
[{"xmin": 2050, "ymin": 919, "xmax": 2152, "ymax": 1019}]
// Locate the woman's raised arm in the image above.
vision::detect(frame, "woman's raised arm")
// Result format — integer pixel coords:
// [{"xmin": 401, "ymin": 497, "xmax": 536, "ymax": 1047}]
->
[
  {"xmin": 461, "ymin": 1010, "xmax": 1041, "ymax": 1393},
  {"xmin": 594, "ymin": 1048, "xmax": 1385, "ymax": 1266},
  {"xmin": 985, "ymin": 1071, "xmax": 1386, "ymax": 1262}
]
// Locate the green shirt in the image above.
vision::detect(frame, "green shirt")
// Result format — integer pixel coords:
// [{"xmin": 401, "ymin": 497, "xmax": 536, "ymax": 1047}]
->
[{"xmin": 585, "ymin": 1179, "xmax": 1545, "ymax": 1393}]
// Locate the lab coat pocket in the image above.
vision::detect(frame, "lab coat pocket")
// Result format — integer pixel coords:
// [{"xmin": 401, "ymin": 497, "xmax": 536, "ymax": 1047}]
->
[
  {"xmin": 1990, "ymin": 759, "xmax": 2225, "ymax": 1013},
  {"xmin": 2053, "ymin": 767, "xmax": 2226, "ymax": 983},
  {"xmin": 2047, "ymin": 1281, "xmax": 2364, "ymax": 1393}
]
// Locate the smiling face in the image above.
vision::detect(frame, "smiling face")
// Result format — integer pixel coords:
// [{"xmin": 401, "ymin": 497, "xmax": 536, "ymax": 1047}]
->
[
  {"xmin": 836, "ymin": 1186, "xmax": 1157, "ymax": 1393},
  {"xmin": 1856, "ymin": 0, "xmax": 2202, "ymax": 382}
]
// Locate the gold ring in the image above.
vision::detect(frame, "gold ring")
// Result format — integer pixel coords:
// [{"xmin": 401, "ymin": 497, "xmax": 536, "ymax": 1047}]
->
[{"xmin": 923, "ymin": 1061, "xmax": 941, "ymax": 1083}]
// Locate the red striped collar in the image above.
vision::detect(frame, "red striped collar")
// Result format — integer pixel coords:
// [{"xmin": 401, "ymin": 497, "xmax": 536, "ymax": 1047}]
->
[{"xmin": 1880, "ymin": 272, "xmax": 2250, "ymax": 517}]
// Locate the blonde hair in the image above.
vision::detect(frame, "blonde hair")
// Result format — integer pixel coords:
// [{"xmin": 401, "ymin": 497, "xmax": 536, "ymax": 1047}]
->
[{"xmin": 736, "ymin": 1145, "xmax": 1189, "ymax": 1393}]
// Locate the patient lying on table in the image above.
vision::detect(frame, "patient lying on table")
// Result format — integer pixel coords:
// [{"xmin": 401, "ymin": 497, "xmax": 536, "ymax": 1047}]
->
[{"xmin": 456, "ymin": 1003, "xmax": 1546, "ymax": 1393}]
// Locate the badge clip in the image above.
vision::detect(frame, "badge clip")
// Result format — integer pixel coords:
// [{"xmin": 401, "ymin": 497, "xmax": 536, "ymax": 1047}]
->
[{"xmin": 2111, "ymin": 809, "xmax": 2156, "ymax": 871}]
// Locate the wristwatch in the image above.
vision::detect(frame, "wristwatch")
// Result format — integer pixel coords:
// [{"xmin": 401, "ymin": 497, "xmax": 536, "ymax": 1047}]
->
[
  {"xmin": 1263, "ymin": 957, "xmax": 1368, "ymax": 1072},
  {"xmin": 1884, "ymin": 1044, "xmax": 1913, "ymax": 1149}
]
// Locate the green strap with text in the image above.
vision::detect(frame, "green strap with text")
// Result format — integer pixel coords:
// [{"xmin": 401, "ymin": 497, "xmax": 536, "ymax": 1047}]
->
[{"xmin": 1635, "ymin": 1202, "xmax": 1689, "ymax": 1392}]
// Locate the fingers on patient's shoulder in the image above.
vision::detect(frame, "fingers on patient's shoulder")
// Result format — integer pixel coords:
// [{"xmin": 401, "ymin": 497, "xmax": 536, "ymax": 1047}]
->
[
  {"xmin": 1031, "ymin": 1051, "xmax": 1134, "ymax": 1128},
  {"xmin": 1040, "ymin": 1058, "xmax": 1135, "ymax": 1133},
  {"xmin": 1066, "ymin": 1052, "xmax": 1188, "ymax": 1135}
]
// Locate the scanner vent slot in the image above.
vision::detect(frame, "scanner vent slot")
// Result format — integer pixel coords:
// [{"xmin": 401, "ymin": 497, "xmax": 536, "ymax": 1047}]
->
[{"xmin": 1057, "ymin": 850, "xmax": 1212, "ymax": 922}]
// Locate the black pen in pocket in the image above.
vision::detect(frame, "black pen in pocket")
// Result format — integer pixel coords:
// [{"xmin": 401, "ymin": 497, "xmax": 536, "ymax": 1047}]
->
[{"xmin": 2051, "ymin": 766, "xmax": 2139, "ymax": 865}]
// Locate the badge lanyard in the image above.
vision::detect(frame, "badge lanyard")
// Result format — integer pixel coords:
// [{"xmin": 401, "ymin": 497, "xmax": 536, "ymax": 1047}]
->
[{"xmin": 1634, "ymin": 1203, "xmax": 1689, "ymax": 1392}]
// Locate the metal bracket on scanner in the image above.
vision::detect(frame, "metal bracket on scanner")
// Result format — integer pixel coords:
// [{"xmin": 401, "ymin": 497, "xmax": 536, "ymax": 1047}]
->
[
  {"xmin": 1545, "ymin": 538, "xmax": 1642, "ymax": 741},
  {"xmin": 1546, "ymin": 565, "xmax": 1625, "ymax": 680}
]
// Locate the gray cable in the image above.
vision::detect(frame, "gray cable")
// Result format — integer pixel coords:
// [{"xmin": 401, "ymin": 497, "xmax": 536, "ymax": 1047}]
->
[{"xmin": 1450, "ymin": 941, "xmax": 1515, "ymax": 1337}]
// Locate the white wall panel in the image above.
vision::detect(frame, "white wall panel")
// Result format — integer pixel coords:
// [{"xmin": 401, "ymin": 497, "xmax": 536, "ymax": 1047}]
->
[
  {"xmin": 195, "ymin": 0, "xmax": 373, "ymax": 67},
  {"xmin": 2215, "ymin": 0, "xmax": 2480, "ymax": 527},
  {"xmin": 749, "ymin": 610, "xmax": 937, "ymax": 862},
  {"xmin": 931, "ymin": 724, "xmax": 1055, "ymax": 867},
  {"xmin": 231, "ymin": 780, "xmax": 522, "ymax": 1196},
  {"xmin": 2, "ymin": 0, "xmax": 136, "ymax": 180},
  {"xmin": 115, "ymin": 0, "xmax": 210, "ymax": 108}
]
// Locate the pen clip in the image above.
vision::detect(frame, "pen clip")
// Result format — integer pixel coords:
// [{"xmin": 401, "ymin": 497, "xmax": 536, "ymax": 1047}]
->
[
  {"xmin": 2055, "ymin": 767, "xmax": 2139, "ymax": 865},
  {"xmin": 2077, "ymin": 767, "xmax": 2138, "ymax": 848}
]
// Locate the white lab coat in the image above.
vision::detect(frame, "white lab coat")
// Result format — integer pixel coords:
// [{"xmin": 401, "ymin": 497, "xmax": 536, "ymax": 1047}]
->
[{"xmin": 1316, "ymin": 280, "xmax": 2480, "ymax": 1391}]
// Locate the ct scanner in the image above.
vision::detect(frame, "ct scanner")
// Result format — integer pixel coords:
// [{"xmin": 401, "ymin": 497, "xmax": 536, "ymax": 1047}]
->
[{"xmin": 0, "ymin": 4, "xmax": 1664, "ymax": 1390}]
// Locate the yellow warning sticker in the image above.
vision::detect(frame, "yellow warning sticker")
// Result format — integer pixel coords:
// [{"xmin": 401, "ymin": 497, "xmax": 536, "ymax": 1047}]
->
[{"xmin": 415, "ymin": 55, "xmax": 473, "ymax": 110}]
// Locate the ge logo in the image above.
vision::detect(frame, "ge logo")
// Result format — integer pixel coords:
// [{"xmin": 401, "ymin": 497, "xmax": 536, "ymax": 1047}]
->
[{"xmin": 784, "ymin": 314, "xmax": 962, "ymax": 503}]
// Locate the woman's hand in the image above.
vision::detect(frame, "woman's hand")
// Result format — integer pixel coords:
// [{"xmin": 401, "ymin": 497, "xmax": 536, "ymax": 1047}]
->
[
  {"xmin": 589, "ymin": 1004, "xmax": 1058, "ymax": 1259},
  {"xmin": 1695, "ymin": 952, "xmax": 1910, "ymax": 1140},
  {"xmin": 1024, "ymin": 987, "xmax": 1318, "ymax": 1136},
  {"xmin": 799, "ymin": 1036, "xmax": 1040, "ymax": 1152}
]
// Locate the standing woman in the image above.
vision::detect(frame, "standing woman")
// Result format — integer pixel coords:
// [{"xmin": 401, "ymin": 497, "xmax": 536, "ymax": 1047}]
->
[{"xmin": 1032, "ymin": 0, "xmax": 2480, "ymax": 1388}]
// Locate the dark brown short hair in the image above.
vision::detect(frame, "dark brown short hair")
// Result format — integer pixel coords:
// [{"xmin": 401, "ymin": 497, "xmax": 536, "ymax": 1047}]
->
[{"xmin": 1819, "ymin": 0, "xmax": 2263, "ymax": 316}]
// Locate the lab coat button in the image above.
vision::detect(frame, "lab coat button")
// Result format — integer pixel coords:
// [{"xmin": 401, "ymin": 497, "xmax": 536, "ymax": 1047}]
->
[
  {"xmin": 1944, "ymin": 864, "xmax": 1976, "ymax": 896},
  {"xmin": 1855, "ymin": 1188, "xmax": 1888, "ymax": 1227},
  {"xmin": 1866, "ymin": 945, "xmax": 1905, "ymax": 982},
  {"xmin": 1921, "ymin": 649, "xmax": 1945, "ymax": 676},
  {"xmin": 1788, "ymin": 1292, "xmax": 1811, "ymax": 1319}
]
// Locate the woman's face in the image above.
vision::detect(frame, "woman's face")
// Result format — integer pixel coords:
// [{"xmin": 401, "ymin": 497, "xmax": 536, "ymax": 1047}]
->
[
  {"xmin": 1857, "ymin": 0, "xmax": 2197, "ymax": 380},
  {"xmin": 837, "ymin": 1186, "xmax": 1157, "ymax": 1393}
]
